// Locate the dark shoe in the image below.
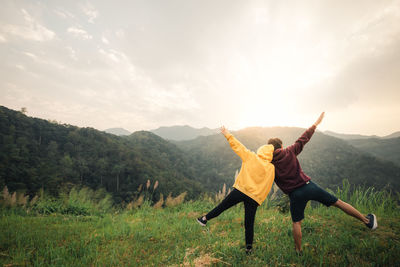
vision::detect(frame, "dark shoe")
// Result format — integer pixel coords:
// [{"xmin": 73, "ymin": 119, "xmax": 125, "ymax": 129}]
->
[
  {"xmin": 196, "ymin": 216, "xmax": 207, "ymax": 226},
  {"xmin": 245, "ymin": 245, "xmax": 252, "ymax": 255},
  {"xmin": 365, "ymin": 214, "xmax": 378, "ymax": 230}
]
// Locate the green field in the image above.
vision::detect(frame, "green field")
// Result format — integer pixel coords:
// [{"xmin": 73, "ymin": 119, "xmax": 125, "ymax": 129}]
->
[{"xmin": 1, "ymin": 184, "xmax": 399, "ymax": 266}]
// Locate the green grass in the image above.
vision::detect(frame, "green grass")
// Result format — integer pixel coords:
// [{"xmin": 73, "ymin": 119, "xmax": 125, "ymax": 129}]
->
[{"xmin": 1, "ymin": 198, "xmax": 399, "ymax": 267}]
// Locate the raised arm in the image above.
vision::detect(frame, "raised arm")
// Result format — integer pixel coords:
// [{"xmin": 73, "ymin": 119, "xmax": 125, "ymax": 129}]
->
[
  {"xmin": 288, "ymin": 112, "xmax": 324, "ymax": 155},
  {"xmin": 221, "ymin": 126, "xmax": 251, "ymax": 162}
]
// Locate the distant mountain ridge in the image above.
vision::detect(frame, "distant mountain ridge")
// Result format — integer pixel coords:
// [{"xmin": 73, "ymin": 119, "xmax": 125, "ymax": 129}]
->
[
  {"xmin": 324, "ymin": 130, "xmax": 400, "ymax": 140},
  {"xmin": 151, "ymin": 125, "xmax": 218, "ymax": 141},
  {"xmin": 104, "ymin": 128, "xmax": 131, "ymax": 136}
]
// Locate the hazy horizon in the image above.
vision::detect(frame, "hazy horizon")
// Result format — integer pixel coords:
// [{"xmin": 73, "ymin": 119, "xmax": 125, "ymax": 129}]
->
[
  {"xmin": 1, "ymin": 1, "xmax": 400, "ymax": 136},
  {"xmin": 3, "ymin": 104, "xmax": 399, "ymax": 137}
]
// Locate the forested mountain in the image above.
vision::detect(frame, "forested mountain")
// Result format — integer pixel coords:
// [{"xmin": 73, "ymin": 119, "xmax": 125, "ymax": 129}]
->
[
  {"xmin": 0, "ymin": 106, "xmax": 203, "ymax": 203},
  {"xmin": 176, "ymin": 127, "xmax": 400, "ymax": 193},
  {"xmin": 2, "ymin": 105, "xmax": 399, "ymax": 205},
  {"xmin": 324, "ymin": 131, "xmax": 379, "ymax": 140},
  {"xmin": 347, "ymin": 138, "xmax": 400, "ymax": 167},
  {"xmin": 104, "ymin": 128, "xmax": 131, "ymax": 136},
  {"xmin": 324, "ymin": 130, "xmax": 400, "ymax": 140},
  {"xmin": 151, "ymin": 125, "xmax": 217, "ymax": 141}
]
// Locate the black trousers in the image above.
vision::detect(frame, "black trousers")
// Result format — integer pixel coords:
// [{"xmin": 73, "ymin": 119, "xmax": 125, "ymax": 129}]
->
[{"xmin": 206, "ymin": 188, "xmax": 259, "ymax": 246}]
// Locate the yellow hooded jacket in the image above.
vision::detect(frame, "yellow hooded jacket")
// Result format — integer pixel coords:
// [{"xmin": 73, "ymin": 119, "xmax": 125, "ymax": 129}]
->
[{"xmin": 225, "ymin": 133, "xmax": 275, "ymax": 205}]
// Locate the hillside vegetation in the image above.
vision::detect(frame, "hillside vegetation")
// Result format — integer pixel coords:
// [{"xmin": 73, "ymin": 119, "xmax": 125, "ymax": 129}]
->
[
  {"xmin": 347, "ymin": 137, "xmax": 400, "ymax": 167},
  {"xmin": 0, "ymin": 183, "xmax": 399, "ymax": 266},
  {"xmin": 0, "ymin": 106, "xmax": 203, "ymax": 203},
  {"xmin": 1, "ymin": 105, "xmax": 400, "ymax": 206}
]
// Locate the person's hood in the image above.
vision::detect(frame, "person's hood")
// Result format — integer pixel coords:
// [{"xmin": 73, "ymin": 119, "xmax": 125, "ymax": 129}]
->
[
  {"xmin": 256, "ymin": 144, "xmax": 274, "ymax": 162},
  {"xmin": 272, "ymin": 148, "xmax": 285, "ymax": 162}
]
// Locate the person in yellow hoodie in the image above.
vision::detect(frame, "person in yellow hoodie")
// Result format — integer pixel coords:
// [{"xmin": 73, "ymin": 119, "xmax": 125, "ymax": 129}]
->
[{"xmin": 197, "ymin": 126, "xmax": 275, "ymax": 254}]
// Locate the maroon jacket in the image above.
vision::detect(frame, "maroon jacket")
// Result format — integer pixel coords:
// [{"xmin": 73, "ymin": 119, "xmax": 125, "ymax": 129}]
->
[{"xmin": 271, "ymin": 125, "xmax": 316, "ymax": 194}]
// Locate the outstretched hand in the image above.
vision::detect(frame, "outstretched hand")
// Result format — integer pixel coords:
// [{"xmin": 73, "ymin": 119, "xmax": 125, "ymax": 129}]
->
[
  {"xmin": 313, "ymin": 112, "xmax": 325, "ymax": 127},
  {"xmin": 220, "ymin": 125, "xmax": 230, "ymax": 137}
]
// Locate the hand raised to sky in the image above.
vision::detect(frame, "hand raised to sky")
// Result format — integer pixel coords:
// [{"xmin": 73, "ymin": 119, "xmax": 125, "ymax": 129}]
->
[
  {"xmin": 313, "ymin": 112, "xmax": 325, "ymax": 127},
  {"xmin": 220, "ymin": 125, "xmax": 230, "ymax": 137}
]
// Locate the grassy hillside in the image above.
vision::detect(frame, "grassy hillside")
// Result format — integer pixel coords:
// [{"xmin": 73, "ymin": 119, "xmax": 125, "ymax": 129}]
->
[
  {"xmin": 1, "ymin": 184, "xmax": 399, "ymax": 266},
  {"xmin": 176, "ymin": 127, "xmax": 400, "ymax": 193}
]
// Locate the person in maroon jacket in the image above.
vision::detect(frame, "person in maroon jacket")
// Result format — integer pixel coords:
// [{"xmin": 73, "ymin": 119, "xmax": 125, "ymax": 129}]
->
[{"xmin": 268, "ymin": 112, "xmax": 377, "ymax": 253}]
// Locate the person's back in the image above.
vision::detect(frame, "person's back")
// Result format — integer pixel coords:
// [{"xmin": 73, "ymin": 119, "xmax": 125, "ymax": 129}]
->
[{"xmin": 270, "ymin": 126, "xmax": 315, "ymax": 194}]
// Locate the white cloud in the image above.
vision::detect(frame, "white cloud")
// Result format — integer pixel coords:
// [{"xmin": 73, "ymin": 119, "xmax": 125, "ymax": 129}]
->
[
  {"xmin": 98, "ymin": 49, "xmax": 119, "ymax": 62},
  {"xmin": 22, "ymin": 51, "xmax": 39, "ymax": 60},
  {"xmin": 101, "ymin": 36, "xmax": 109, "ymax": 44},
  {"xmin": 54, "ymin": 9, "xmax": 76, "ymax": 20},
  {"xmin": 67, "ymin": 27, "xmax": 92, "ymax": 40},
  {"xmin": 115, "ymin": 29, "xmax": 125, "ymax": 39},
  {"xmin": 80, "ymin": 3, "xmax": 99, "ymax": 24},
  {"xmin": 15, "ymin": 64, "xmax": 25, "ymax": 71},
  {"xmin": 20, "ymin": 50, "xmax": 66, "ymax": 70},
  {"xmin": 0, "ymin": 9, "xmax": 55, "ymax": 42},
  {"xmin": 66, "ymin": 47, "xmax": 78, "ymax": 61}
]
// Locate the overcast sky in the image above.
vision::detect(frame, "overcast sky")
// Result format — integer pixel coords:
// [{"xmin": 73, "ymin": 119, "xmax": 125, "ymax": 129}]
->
[{"xmin": 1, "ymin": 0, "xmax": 399, "ymax": 135}]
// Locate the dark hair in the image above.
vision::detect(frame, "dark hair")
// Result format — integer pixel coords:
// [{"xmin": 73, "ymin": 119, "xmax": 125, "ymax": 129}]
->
[{"xmin": 268, "ymin": 138, "xmax": 283, "ymax": 150}]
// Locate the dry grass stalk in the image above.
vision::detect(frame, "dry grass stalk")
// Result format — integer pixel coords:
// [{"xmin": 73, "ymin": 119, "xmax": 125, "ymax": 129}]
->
[
  {"xmin": 165, "ymin": 193, "xmax": 173, "ymax": 207},
  {"xmin": 126, "ymin": 201, "xmax": 134, "ymax": 211},
  {"xmin": 215, "ymin": 184, "xmax": 227, "ymax": 203},
  {"xmin": 165, "ymin": 192, "xmax": 187, "ymax": 207},
  {"xmin": 1, "ymin": 186, "xmax": 11, "ymax": 206},
  {"xmin": 153, "ymin": 193, "xmax": 163, "ymax": 209},
  {"xmin": 270, "ymin": 184, "xmax": 279, "ymax": 201},
  {"xmin": 146, "ymin": 179, "xmax": 150, "ymax": 189},
  {"xmin": 10, "ymin": 192, "xmax": 17, "ymax": 207},
  {"xmin": 30, "ymin": 195, "xmax": 39, "ymax": 206},
  {"xmin": 153, "ymin": 180, "xmax": 159, "ymax": 190},
  {"xmin": 17, "ymin": 193, "xmax": 28, "ymax": 206},
  {"xmin": 132, "ymin": 195, "xmax": 144, "ymax": 208},
  {"xmin": 2, "ymin": 187, "xmax": 32, "ymax": 208},
  {"xmin": 137, "ymin": 184, "xmax": 143, "ymax": 192}
]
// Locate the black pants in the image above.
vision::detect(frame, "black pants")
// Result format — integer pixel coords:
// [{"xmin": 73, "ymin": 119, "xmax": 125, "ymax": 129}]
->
[{"xmin": 206, "ymin": 188, "xmax": 259, "ymax": 246}]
